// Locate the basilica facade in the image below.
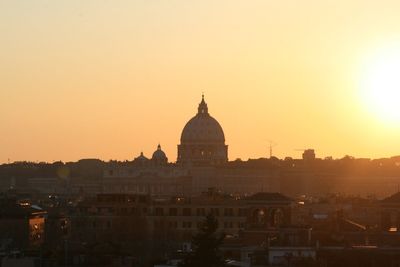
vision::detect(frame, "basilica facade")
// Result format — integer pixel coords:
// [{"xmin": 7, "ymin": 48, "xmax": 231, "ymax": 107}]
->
[{"xmin": 102, "ymin": 95, "xmax": 279, "ymax": 196}]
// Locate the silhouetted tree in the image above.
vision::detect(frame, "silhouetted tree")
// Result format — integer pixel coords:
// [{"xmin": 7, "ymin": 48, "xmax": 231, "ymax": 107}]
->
[{"xmin": 180, "ymin": 214, "xmax": 225, "ymax": 267}]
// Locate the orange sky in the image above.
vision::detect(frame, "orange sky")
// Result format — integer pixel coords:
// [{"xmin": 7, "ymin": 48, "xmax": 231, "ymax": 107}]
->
[{"xmin": 1, "ymin": 0, "xmax": 400, "ymax": 163}]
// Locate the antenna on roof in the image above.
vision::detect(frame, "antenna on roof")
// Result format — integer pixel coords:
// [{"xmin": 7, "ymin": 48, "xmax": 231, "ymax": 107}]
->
[{"xmin": 268, "ymin": 140, "xmax": 277, "ymax": 158}]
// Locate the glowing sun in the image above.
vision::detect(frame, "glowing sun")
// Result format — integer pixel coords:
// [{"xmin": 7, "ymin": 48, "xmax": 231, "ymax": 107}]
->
[{"xmin": 360, "ymin": 45, "xmax": 400, "ymax": 123}]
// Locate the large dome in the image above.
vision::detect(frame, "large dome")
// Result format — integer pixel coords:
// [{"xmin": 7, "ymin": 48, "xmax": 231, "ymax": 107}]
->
[
  {"xmin": 177, "ymin": 95, "xmax": 228, "ymax": 165},
  {"xmin": 180, "ymin": 95, "xmax": 225, "ymax": 143},
  {"xmin": 181, "ymin": 115, "xmax": 225, "ymax": 143}
]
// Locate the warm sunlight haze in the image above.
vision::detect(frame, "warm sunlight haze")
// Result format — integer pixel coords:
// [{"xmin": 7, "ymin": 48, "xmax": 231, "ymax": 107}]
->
[
  {"xmin": 1, "ymin": 0, "xmax": 400, "ymax": 162},
  {"xmin": 359, "ymin": 42, "xmax": 400, "ymax": 125},
  {"xmin": 3, "ymin": 2, "xmax": 400, "ymax": 266}
]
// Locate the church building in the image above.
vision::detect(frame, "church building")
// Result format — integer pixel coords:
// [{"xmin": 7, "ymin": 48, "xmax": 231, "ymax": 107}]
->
[{"xmin": 101, "ymin": 95, "xmax": 279, "ymax": 196}]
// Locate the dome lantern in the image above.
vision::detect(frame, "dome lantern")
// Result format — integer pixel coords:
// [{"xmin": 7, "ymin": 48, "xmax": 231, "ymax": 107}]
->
[{"xmin": 198, "ymin": 94, "xmax": 209, "ymax": 115}]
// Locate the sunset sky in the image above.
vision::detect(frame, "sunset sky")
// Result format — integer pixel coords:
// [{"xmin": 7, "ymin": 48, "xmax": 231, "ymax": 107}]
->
[{"xmin": 1, "ymin": 0, "xmax": 400, "ymax": 163}]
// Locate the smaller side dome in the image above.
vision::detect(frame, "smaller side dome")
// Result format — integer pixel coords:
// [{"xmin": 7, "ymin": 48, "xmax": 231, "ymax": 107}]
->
[{"xmin": 152, "ymin": 144, "xmax": 168, "ymax": 164}]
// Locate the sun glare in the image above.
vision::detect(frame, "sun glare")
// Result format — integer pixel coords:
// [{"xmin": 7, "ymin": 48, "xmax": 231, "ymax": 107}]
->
[{"xmin": 360, "ymin": 45, "xmax": 400, "ymax": 123}]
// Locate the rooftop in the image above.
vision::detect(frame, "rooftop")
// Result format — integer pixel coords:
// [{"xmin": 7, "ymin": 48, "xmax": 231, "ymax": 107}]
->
[
  {"xmin": 381, "ymin": 192, "xmax": 400, "ymax": 204},
  {"xmin": 245, "ymin": 192, "xmax": 293, "ymax": 202}
]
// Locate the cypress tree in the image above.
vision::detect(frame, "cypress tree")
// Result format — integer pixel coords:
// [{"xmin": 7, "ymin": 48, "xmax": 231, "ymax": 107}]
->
[{"xmin": 180, "ymin": 214, "xmax": 226, "ymax": 267}]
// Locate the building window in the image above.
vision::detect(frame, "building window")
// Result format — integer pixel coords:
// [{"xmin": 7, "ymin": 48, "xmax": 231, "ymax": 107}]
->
[
  {"xmin": 224, "ymin": 222, "xmax": 233, "ymax": 228},
  {"xmin": 196, "ymin": 208, "xmax": 206, "ymax": 216},
  {"xmin": 131, "ymin": 207, "xmax": 137, "ymax": 215},
  {"xmin": 169, "ymin": 208, "xmax": 178, "ymax": 216},
  {"xmin": 183, "ymin": 222, "xmax": 192, "ymax": 228},
  {"xmin": 155, "ymin": 208, "xmax": 164, "ymax": 216},
  {"xmin": 272, "ymin": 208, "xmax": 284, "ymax": 227},
  {"xmin": 169, "ymin": 221, "xmax": 178, "ymax": 228},
  {"xmin": 238, "ymin": 208, "xmax": 247, "ymax": 217},
  {"xmin": 210, "ymin": 208, "xmax": 220, "ymax": 216},
  {"xmin": 183, "ymin": 208, "xmax": 192, "ymax": 216},
  {"xmin": 139, "ymin": 195, "xmax": 147, "ymax": 203},
  {"xmin": 224, "ymin": 208, "xmax": 234, "ymax": 216}
]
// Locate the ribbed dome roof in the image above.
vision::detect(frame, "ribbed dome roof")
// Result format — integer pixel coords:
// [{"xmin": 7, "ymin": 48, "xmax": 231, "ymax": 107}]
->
[
  {"xmin": 180, "ymin": 95, "xmax": 225, "ymax": 143},
  {"xmin": 152, "ymin": 144, "xmax": 167, "ymax": 160}
]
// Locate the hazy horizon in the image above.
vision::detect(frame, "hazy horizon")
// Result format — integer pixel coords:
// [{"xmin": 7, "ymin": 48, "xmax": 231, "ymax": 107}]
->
[{"xmin": 2, "ymin": 0, "xmax": 400, "ymax": 163}]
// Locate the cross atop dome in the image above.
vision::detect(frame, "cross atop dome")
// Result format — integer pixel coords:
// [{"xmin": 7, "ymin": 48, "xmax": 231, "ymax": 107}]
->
[{"xmin": 198, "ymin": 94, "xmax": 208, "ymax": 115}]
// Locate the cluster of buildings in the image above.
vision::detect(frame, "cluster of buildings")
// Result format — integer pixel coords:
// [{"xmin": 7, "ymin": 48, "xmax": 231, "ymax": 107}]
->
[
  {"xmin": 2, "ymin": 189, "xmax": 400, "ymax": 266},
  {"xmin": 102, "ymin": 95, "xmax": 278, "ymax": 197},
  {"xmin": 1, "ymin": 95, "xmax": 400, "ymax": 266}
]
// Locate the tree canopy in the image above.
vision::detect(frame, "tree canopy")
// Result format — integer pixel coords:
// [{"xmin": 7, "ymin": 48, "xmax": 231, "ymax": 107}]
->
[{"xmin": 180, "ymin": 214, "xmax": 226, "ymax": 267}]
